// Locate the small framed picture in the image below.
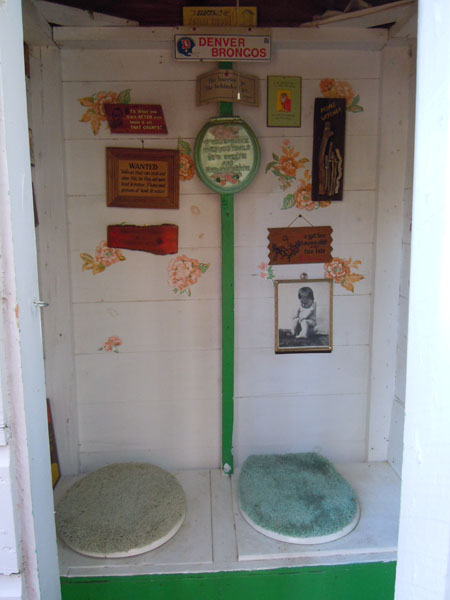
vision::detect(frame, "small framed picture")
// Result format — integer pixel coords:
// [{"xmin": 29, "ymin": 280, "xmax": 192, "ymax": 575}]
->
[
  {"xmin": 274, "ymin": 278, "xmax": 332, "ymax": 353},
  {"xmin": 267, "ymin": 76, "xmax": 302, "ymax": 127}
]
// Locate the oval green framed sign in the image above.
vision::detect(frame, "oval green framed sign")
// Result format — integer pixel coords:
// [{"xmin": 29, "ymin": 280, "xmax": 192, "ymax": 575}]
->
[{"xmin": 194, "ymin": 117, "xmax": 260, "ymax": 194}]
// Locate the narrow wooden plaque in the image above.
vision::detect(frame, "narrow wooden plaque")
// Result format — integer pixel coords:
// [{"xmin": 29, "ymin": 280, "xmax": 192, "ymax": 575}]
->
[
  {"xmin": 268, "ymin": 226, "xmax": 333, "ymax": 265},
  {"xmin": 105, "ymin": 104, "xmax": 168, "ymax": 134},
  {"xmin": 312, "ymin": 98, "xmax": 346, "ymax": 202},
  {"xmin": 196, "ymin": 69, "xmax": 259, "ymax": 106},
  {"xmin": 106, "ymin": 147, "xmax": 179, "ymax": 209},
  {"xmin": 107, "ymin": 224, "xmax": 178, "ymax": 255}
]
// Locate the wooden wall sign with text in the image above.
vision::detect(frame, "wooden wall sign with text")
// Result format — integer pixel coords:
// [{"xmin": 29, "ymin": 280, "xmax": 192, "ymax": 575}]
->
[
  {"xmin": 312, "ymin": 98, "xmax": 346, "ymax": 202},
  {"xmin": 107, "ymin": 224, "xmax": 178, "ymax": 255},
  {"xmin": 197, "ymin": 69, "xmax": 259, "ymax": 106},
  {"xmin": 268, "ymin": 226, "xmax": 333, "ymax": 264},
  {"xmin": 105, "ymin": 104, "xmax": 168, "ymax": 134},
  {"xmin": 183, "ymin": 6, "xmax": 257, "ymax": 27},
  {"xmin": 106, "ymin": 148, "xmax": 179, "ymax": 209}
]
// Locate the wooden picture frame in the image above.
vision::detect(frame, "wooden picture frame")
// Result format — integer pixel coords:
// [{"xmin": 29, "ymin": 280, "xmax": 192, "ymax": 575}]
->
[
  {"xmin": 274, "ymin": 279, "xmax": 332, "ymax": 353},
  {"xmin": 106, "ymin": 147, "xmax": 179, "ymax": 209},
  {"xmin": 267, "ymin": 76, "xmax": 302, "ymax": 128}
]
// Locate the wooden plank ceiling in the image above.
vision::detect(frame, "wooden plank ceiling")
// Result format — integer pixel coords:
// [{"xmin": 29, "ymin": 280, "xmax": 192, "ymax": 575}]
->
[{"xmin": 42, "ymin": 0, "xmax": 401, "ymax": 27}]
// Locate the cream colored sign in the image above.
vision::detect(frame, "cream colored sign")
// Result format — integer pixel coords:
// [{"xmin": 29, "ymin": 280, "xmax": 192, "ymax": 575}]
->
[
  {"xmin": 183, "ymin": 6, "xmax": 257, "ymax": 26},
  {"xmin": 197, "ymin": 69, "xmax": 259, "ymax": 106}
]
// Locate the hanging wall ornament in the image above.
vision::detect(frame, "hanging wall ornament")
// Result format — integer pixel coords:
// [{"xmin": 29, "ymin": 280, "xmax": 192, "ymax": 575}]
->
[
  {"xmin": 312, "ymin": 98, "xmax": 346, "ymax": 202},
  {"xmin": 194, "ymin": 116, "xmax": 260, "ymax": 194}
]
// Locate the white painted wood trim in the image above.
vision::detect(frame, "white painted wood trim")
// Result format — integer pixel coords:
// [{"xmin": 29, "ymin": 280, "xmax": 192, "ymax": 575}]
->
[
  {"xmin": 30, "ymin": 46, "xmax": 80, "ymax": 476},
  {"xmin": 302, "ymin": 0, "xmax": 416, "ymax": 29},
  {"xmin": 35, "ymin": 0, "xmax": 139, "ymax": 27},
  {"xmin": 0, "ymin": 2, "xmax": 61, "ymax": 597},
  {"xmin": 367, "ymin": 45, "xmax": 411, "ymax": 462},
  {"xmin": 21, "ymin": 0, "xmax": 55, "ymax": 46},
  {"xmin": 395, "ymin": 1, "xmax": 450, "ymax": 599},
  {"xmin": 53, "ymin": 25, "xmax": 387, "ymax": 50}
]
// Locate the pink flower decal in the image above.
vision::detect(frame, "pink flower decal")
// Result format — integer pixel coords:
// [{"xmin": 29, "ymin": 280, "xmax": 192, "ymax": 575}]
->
[
  {"xmin": 210, "ymin": 125, "xmax": 239, "ymax": 140},
  {"xmin": 324, "ymin": 257, "xmax": 365, "ymax": 292},
  {"xmin": 257, "ymin": 262, "xmax": 274, "ymax": 281},
  {"xmin": 99, "ymin": 335, "xmax": 122, "ymax": 353},
  {"xmin": 168, "ymin": 255, "xmax": 210, "ymax": 296},
  {"xmin": 78, "ymin": 88, "xmax": 131, "ymax": 135},
  {"xmin": 80, "ymin": 241, "xmax": 126, "ymax": 275}
]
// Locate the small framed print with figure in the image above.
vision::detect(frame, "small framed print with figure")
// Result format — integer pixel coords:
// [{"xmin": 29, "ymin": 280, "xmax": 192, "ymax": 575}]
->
[
  {"xmin": 267, "ymin": 76, "xmax": 302, "ymax": 128},
  {"xmin": 274, "ymin": 278, "xmax": 332, "ymax": 353}
]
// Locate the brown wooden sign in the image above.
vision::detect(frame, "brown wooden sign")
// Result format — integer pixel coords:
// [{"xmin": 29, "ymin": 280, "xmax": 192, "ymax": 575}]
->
[
  {"xmin": 196, "ymin": 69, "xmax": 259, "ymax": 106},
  {"xmin": 105, "ymin": 104, "xmax": 168, "ymax": 134},
  {"xmin": 107, "ymin": 224, "xmax": 178, "ymax": 254},
  {"xmin": 268, "ymin": 226, "xmax": 333, "ymax": 264},
  {"xmin": 106, "ymin": 147, "xmax": 179, "ymax": 209},
  {"xmin": 312, "ymin": 98, "xmax": 346, "ymax": 202}
]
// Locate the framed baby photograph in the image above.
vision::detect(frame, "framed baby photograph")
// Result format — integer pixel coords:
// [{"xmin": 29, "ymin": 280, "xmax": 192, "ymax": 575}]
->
[{"xmin": 274, "ymin": 279, "xmax": 333, "ymax": 354}]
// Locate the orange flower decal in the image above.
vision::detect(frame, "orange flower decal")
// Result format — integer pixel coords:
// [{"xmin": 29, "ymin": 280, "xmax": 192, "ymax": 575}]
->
[
  {"xmin": 178, "ymin": 138, "xmax": 196, "ymax": 181},
  {"xmin": 281, "ymin": 167, "xmax": 331, "ymax": 211},
  {"xmin": 168, "ymin": 255, "xmax": 209, "ymax": 296},
  {"xmin": 265, "ymin": 139, "xmax": 308, "ymax": 191},
  {"xmin": 324, "ymin": 257, "xmax": 365, "ymax": 292},
  {"xmin": 78, "ymin": 89, "xmax": 131, "ymax": 135},
  {"xmin": 80, "ymin": 241, "xmax": 126, "ymax": 275},
  {"xmin": 99, "ymin": 336, "xmax": 122, "ymax": 353},
  {"xmin": 319, "ymin": 79, "xmax": 363, "ymax": 113}
]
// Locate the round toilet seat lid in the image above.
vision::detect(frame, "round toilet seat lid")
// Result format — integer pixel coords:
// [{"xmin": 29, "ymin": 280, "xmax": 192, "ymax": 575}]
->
[{"xmin": 55, "ymin": 462, "xmax": 186, "ymax": 558}]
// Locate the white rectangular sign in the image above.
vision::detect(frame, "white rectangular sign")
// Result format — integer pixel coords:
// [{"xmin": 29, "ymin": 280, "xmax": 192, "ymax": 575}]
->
[{"xmin": 175, "ymin": 34, "xmax": 271, "ymax": 61}]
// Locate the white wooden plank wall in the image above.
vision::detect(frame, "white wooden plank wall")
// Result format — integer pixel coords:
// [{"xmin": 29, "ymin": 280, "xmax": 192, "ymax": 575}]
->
[
  {"xmin": 60, "ymin": 45, "xmax": 382, "ymax": 471},
  {"xmin": 388, "ymin": 44, "xmax": 416, "ymax": 477}
]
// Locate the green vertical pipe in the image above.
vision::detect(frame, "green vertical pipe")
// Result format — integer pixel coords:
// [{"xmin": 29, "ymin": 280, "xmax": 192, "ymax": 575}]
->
[
  {"xmin": 221, "ymin": 193, "xmax": 234, "ymax": 474},
  {"xmin": 219, "ymin": 61, "xmax": 234, "ymax": 474}
]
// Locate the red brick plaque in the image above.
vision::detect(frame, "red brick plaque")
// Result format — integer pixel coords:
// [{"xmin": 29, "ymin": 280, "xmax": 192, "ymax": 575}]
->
[
  {"xmin": 107, "ymin": 224, "xmax": 178, "ymax": 255},
  {"xmin": 105, "ymin": 104, "xmax": 168, "ymax": 134},
  {"xmin": 268, "ymin": 226, "xmax": 333, "ymax": 265}
]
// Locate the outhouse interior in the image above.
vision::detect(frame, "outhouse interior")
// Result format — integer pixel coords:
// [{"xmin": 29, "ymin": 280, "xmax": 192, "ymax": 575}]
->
[{"xmin": 21, "ymin": 0, "xmax": 418, "ymax": 597}]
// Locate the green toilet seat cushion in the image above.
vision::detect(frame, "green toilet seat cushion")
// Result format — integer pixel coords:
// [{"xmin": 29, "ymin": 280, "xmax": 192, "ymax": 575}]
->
[
  {"xmin": 56, "ymin": 462, "xmax": 186, "ymax": 558},
  {"xmin": 238, "ymin": 452, "xmax": 359, "ymax": 544}
]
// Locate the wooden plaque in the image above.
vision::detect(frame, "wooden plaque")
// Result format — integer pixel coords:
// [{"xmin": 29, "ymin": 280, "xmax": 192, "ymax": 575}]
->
[
  {"xmin": 268, "ymin": 226, "xmax": 333, "ymax": 265},
  {"xmin": 312, "ymin": 98, "xmax": 346, "ymax": 202},
  {"xmin": 105, "ymin": 104, "xmax": 168, "ymax": 135},
  {"xmin": 106, "ymin": 148, "xmax": 179, "ymax": 209},
  {"xmin": 196, "ymin": 69, "xmax": 259, "ymax": 106},
  {"xmin": 107, "ymin": 224, "xmax": 178, "ymax": 255}
]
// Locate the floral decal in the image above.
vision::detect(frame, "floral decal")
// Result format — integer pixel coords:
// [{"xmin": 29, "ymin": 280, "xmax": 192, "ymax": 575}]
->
[
  {"xmin": 210, "ymin": 125, "xmax": 239, "ymax": 140},
  {"xmin": 324, "ymin": 257, "xmax": 365, "ymax": 292},
  {"xmin": 258, "ymin": 262, "xmax": 275, "ymax": 280},
  {"xmin": 99, "ymin": 336, "xmax": 122, "ymax": 353},
  {"xmin": 320, "ymin": 79, "xmax": 363, "ymax": 113},
  {"xmin": 78, "ymin": 89, "xmax": 131, "ymax": 135},
  {"xmin": 80, "ymin": 241, "xmax": 126, "ymax": 275},
  {"xmin": 266, "ymin": 140, "xmax": 331, "ymax": 211},
  {"xmin": 178, "ymin": 138, "xmax": 196, "ymax": 181},
  {"xmin": 265, "ymin": 139, "xmax": 308, "ymax": 191},
  {"xmin": 168, "ymin": 255, "xmax": 210, "ymax": 296}
]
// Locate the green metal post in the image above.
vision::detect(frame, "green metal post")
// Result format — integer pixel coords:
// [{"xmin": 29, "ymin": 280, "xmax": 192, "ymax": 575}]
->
[{"xmin": 219, "ymin": 61, "xmax": 234, "ymax": 474}]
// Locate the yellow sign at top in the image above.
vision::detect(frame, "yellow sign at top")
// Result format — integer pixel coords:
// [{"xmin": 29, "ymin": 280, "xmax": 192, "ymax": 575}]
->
[{"xmin": 183, "ymin": 7, "xmax": 257, "ymax": 27}]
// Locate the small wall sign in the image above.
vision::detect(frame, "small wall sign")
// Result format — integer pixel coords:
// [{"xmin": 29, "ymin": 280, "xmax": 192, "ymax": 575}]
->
[
  {"xmin": 197, "ymin": 69, "xmax": 259, "ymax": 106},
  {"xmin": 104, "ymin": 104, "xmax": 167, "ymax": 134},
  {"xmin": 107, "ymin": 224, "xmax": 178, "ymax": 254},
  {"xmin": 312, "ymin": 98, "xmax": 346, "ymax": 202},
  {"xmin": 268, "ymin": 226, "xmax": 333, "ymax": 265},
  {"xmin": 267, "ymin": 76, "xmax": 302, "ymax": 128},
  {"xmin": 175, "ymin": 34, "xmax": 271, "ymax": 61},
  {"xmin": 183, "ymin": 6, "xmax": 257, "ymax": 26},
  {"xmin": 194, "ymin": 117, "xmax": 260, "ymax": 194},
  {"xmin": 106, "ymin": 148, "xmax": 179, "ymax": 209}
]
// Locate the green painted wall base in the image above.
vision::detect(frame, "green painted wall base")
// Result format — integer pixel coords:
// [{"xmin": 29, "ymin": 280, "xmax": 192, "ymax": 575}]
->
[{"xmin": 61, "ymin": 561, "xmax": 396, "ymax": 600}]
